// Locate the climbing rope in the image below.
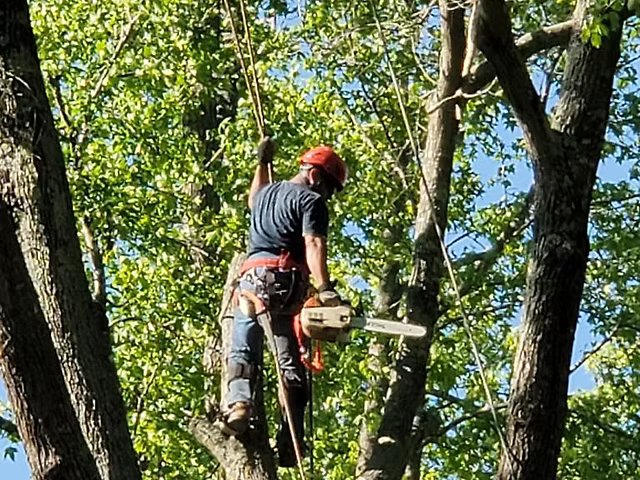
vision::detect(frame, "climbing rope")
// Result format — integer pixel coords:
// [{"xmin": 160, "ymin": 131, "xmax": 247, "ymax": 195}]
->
[
  {"xmin": 221, "ymin": 3, "xmax": 310, "ymax": 474},
  {"xmin": 240, "ymin": 291, "xmax": 307, "ymax": 480},
  {"xmin": 237, "ymin": 0, "xmax": 266, "ymax": 132},
  {"xmin": 369, "ymin": 0, "xmax": 510, "ymax": 463},
  {"xmin": 221, "ymin": 0, "xmax": 273, "ymax": 183}
]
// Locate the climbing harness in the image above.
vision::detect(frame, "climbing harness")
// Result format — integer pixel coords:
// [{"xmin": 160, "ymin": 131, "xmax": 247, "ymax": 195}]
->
[
  {"xmin": 369, "ymin": 0, "xmax": 510, "ymax": 463},
  {"xmin": 221, "ymin": 0, "xmax": 273, "ymax": 182},
  {"xmin": 239, "ymin": 252, "xmax": 309, "ymax": 276}
]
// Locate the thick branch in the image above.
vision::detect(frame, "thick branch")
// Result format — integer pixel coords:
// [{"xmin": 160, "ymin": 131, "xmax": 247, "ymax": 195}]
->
[
  {"xmin": 188, "ymin": 416, "xmax": 277, "ymax": 480},
  {"xmin": 463, "ymin": 20, "xmax": 573, "ymax": 95},
  {"xmin": 476, "ymin": 0, "xmax": 558, "ymax": 161},
  {"xmin": 495, "ymin": 3, "xmax": 625, "ymax": 478},
  {"xmin": 356, "ymin": 1, "xmax": 465, "ymax": 478},
  {"xmin": 424, "ymin": 20, "xmax": 574, "ymax": 116},
  {"xmin": 188, "ymin": 416, "xmax": 234, "ymax": 466}
]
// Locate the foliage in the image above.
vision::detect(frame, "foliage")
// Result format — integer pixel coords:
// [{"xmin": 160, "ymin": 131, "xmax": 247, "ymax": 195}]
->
[
  {"xmin": 0, "ymin": 404, "xmax": 19, "ymax": 462},
  {"xmin": 10, "ymin": 0, "xmax": 638, "ymax": 478}
]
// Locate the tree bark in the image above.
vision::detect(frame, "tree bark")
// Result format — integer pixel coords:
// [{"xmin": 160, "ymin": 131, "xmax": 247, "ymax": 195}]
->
[
  {"xmin": 0, "ymin": 1, "xmax": 141, "ymax": 478},
  {"xmin": 476, "ymin": 1, "xmax": 624, "ymax": 478},
  {"xmin": 0, "ymin": 207, "xmax": 101, "ymax": 480},
  {"xmin": 356, "ymin": 1, "xmax": 465, "ymax": 478},
  {"xmin": 356, "ymin": 250, "xmax": 402, "ymax": 475}
]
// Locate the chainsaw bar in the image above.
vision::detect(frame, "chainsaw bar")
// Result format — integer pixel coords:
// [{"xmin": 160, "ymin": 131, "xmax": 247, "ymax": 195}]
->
[
  {"xmin": 300, "ymin": 305, "xmax": 426, "ymax": 341},
  {"xmin": 350, "ymin": 316, "xmax": 426, "ymax": 338}
]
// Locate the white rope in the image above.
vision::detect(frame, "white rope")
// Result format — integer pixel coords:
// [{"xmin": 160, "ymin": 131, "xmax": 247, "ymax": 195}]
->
[{"xmin": 369, "ymin": 0, "xmax": 510, "ymax": 461}]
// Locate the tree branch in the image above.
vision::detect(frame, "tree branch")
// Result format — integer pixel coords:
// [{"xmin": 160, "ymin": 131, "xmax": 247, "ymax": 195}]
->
[
  {"xmin": 426, "ymin": 389, "xmax": 465, "ymax": 404},
  {"xmin": 592, "ymin": 192, "xmax": 640, "ymax": 207},
  {"xmin": 425, "ymin": 19, "xmax": 574, "ymax": 116},
  {"xmin": 569, "ymin": 409, "xmax": 638, "ymax": 444},
  {"xmin": 540, "ymin": 50, "xmax": 561, "ymax": 110},
  {"xmin": 454, "ymin": 187, "xmax": 533, "ymax": 270},
  {"xmin": 339, "ymin": 92, "xmax": 410, "ymax": 189},
  {"xmin": 439, "ymin": 302, "xmax": 519, "ymax": 329},
  {"xmin": 188, "ymin": 416, "xmax": 234, "ymax": 464},
  {"xmin": 436, "ymin": 402, "xmax": 508, "ymax": 438},
  {"xmin": 75, "ymin": 14, "xmax": 141, "ymax": 152},
  {"xmin": 569, "ymin": 319, "xmax": 622, "ymax": 374},
  {"xmin": 463, "ymin": 20, "xmax": 573, "ymax": 94},
  {"xmin": 188, "ymin": 415, "xmax": 277, "ymax": 479},
  {"xmin": 131, "ymin": 362, "xmax": 161, "ymax": 437},
  {"xmin": 50, "ymin": 75, "xmax": 74, "ymax": 133},
  {"xmin": 358, "ymin": 79, "xmax": 398, "ymax": 150},
  {"xmin": 81, "ymin": 216, "xmax": 106, "ymax": 308},
  {"xmin": 475, "ymin": 0, "xmax": 558, "ymax": 161}
]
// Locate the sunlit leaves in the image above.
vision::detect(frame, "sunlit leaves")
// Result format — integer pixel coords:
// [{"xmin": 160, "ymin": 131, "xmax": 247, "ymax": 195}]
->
[{"xmin": 24, "ymin": 0, "xmax": 640, "ymax": 477}]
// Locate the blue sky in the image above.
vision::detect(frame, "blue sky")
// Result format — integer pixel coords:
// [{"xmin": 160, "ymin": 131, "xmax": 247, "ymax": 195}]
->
[{"xmin": 0, "ymin": 386, "xmax": 28, "ymax": 479}]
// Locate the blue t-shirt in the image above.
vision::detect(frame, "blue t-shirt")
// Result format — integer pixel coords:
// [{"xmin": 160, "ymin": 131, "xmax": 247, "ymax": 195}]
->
[{"xmin": 247, "ymin": 181, "xmax": 329, "ymax": 265}]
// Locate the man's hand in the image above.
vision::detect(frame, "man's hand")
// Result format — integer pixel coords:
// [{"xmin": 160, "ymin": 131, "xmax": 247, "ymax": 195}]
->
[
  {"xmin": 257, "ymin": 136, "xmax": 275, "ymax": 166},
  {"xmin": 318, "ymin": 287, "xmax": 342, "ymax": 307}
]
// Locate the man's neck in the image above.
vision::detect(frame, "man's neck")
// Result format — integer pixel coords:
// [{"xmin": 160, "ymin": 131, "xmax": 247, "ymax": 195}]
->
[{"xmin": 290, "ymin": 173, "xmax": 309, "ymax": 186}]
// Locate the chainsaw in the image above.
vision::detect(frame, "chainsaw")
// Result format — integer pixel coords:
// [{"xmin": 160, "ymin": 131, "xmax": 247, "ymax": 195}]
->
[{"xmin": 300, "ymin": 302, "xmax": 426, "ymax": 343}]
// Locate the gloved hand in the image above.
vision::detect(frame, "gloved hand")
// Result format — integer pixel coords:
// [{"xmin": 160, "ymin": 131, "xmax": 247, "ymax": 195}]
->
[
  {"xmin": 257, "ymin": 136, "xmax": 275, "ymax": 166},
  {"xmin": 317, "ymin": 288, "xmax": 342, "ymax": 307}
]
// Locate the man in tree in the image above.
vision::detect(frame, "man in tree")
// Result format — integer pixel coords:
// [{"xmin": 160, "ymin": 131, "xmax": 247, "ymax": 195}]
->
[{"xmin": 221, "ymin": 137, "xmax": 348, "ymax": 467}]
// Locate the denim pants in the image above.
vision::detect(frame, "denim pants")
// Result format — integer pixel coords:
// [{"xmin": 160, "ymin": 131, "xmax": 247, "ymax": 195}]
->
[{"xmin": 227, "ymin": 266, "xmax": 309, "ymax": 439}]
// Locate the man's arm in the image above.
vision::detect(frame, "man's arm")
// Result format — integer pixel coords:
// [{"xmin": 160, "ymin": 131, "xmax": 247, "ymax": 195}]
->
[
  {"xmin": 248, "ymin": 164, "xmax": 269, "ymax": 209},
  {"xmin": 304, "ymin": 234, "xmax": 330, "ymax": 290},
  {"xmin": 248, "ymin": 136, "xmax": 275, "ymax": 209}
]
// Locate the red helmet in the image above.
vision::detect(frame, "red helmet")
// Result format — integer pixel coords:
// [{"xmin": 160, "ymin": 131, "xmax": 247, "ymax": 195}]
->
[{"xmin": 300, "ymin": 146, "xmax": 348, "ymax": 191}]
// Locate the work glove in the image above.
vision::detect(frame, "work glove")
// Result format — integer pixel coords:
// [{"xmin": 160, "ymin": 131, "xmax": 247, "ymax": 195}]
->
[
  {"xmin": 317, "ymin": 287, "xmax": 342, "ymax": 307},
  {"xmin": 257, "ymin": 136, "xmax": 275, "ymax": 166}
]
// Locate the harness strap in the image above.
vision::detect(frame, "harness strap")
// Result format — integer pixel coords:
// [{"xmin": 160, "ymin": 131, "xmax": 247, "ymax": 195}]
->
[{"xmin": 240, "ymin": 252, "xmax": 309, "ymax": 276}]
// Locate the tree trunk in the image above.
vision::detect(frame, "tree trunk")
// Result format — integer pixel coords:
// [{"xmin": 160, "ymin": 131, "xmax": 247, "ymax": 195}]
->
[
  {"xmin": 0, "ymin": 1, "xmax": 141, "ymax": 478},
  {"xmin": 0, "ymin": 207, "xmax": 101, "ymax": 480},
  {"xmin": 356, "ymin": 262, "xmax": 399, "ymax": 475},
  {"xmin": 356, "ymin": 2, "xmax": 465, "ymax": 478},
  {"xmin": 476, "ymin": 1, "xmax": 624, "ymax": 478}
]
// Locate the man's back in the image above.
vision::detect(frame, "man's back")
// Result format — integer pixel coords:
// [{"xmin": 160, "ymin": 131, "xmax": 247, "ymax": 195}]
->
[{"xmin": 248, "ymin": 181, "xmax": 328, "ymax": 265}]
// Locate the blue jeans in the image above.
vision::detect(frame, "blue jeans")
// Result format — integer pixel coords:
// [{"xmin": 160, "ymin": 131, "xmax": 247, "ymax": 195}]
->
[{"xmin": 227, "ymin": 267, "xmax": 308, "ymax": 408}]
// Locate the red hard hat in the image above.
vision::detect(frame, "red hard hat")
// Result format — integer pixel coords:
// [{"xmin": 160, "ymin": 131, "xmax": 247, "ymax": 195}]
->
[{"xmin": 300, "ymin": 146, "xmax": 348, "ymax": 191}]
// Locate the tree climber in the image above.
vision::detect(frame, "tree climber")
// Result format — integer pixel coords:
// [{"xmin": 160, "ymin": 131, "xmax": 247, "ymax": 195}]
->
[{"xmin": 222, "ymin": 137, "xmax": 348, "ymax": 467}]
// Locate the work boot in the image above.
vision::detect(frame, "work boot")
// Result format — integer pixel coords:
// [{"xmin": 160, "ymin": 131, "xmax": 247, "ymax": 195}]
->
[{"xmin": 222, "ymin": 402, "xmax": 251, "ymax": 436}]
